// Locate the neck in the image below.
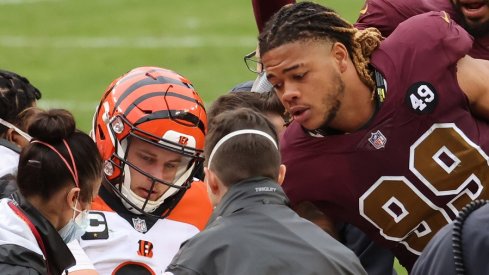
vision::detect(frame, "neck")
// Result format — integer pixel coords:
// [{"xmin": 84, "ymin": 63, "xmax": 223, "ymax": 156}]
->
[
  {"xmin": 28, "ymin": 195, "xmax": 66, "ymax": 230},
  {"xmin": 331, "ymin": 73, "xmax": 375, "ymax": 133}
]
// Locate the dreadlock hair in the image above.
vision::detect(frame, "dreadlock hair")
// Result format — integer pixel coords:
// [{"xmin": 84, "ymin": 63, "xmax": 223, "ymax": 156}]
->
[
  {"xmin": 0, "ymin": 70, "xmax": 42, "ymax": 136},
  {"xmin": 258, "ymin": 1, "xmax": 383, "ymax": 90}
]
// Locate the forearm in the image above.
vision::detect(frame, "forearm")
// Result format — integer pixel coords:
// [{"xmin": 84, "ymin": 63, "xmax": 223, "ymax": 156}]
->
[
  {"xmin": 252, "ymin": 0, "xmax": 296, "ymax": 32},
  {"xmin": 293, "ymin": 201, "xmax": 339, "ymax": 239}
]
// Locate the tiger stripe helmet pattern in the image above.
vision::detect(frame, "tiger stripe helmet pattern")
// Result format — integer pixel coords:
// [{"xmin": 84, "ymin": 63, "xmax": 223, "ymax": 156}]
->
[{"xmin": 92, "ymin": 66, "xmax": 207, "ymax": 217}]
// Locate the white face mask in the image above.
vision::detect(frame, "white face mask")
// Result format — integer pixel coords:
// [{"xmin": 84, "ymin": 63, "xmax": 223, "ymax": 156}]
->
[
  {"xmin": 251, "ymin": 71, "xmax": 274, "ymax": 94},
  {"xmin": 58, "ymin": 200, "xmax": 89, "ymax": 243},
  {"xmin": 0, "ymin": 117, "xmax": 32, "ymax": 141}
]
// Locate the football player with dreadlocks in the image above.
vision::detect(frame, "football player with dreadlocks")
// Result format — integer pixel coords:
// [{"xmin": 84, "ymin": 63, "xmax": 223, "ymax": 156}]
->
[
  {"xmin": 259, "ymin": 1, "xmax": 489, "ymax": 271},
  {"xmin": 68, "ymin": 66, "xmax": 212, "ymax": 274},
  {"xmin": 248, "ymin": 2, "xmax": 398, "ymax": 275}
]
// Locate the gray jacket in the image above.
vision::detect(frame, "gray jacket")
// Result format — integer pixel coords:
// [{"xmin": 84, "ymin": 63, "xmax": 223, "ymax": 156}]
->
[{"xmin": 166, "ymin": 177, "xmax": 367, "ymax": 275}]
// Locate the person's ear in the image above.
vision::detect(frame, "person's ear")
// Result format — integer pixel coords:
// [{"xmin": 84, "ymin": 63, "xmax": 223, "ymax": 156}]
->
[
  {"xmin": 204, "ymin": 167, "xmax": 220, "ymax": 195},
  {"xmin": 331, "ymin": 42, "xmax": 349, "ymax": 73},
  {"xmin": 9, "ymin": 130, "xmax": 30, "ymax": 149},
  {"xmin": 277, "ymin": 164, "xmax": 287, "ymax": 185},
  {"xmin": 5, "ymin": 128, "xmax": 22, "ymax": 148},
  {"xmin": 65, "ymin": 187, "xmax": 81, "ymax": 209}
]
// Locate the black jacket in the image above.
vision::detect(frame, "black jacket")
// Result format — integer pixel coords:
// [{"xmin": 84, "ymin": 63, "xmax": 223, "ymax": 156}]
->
[
  {"xmin": 0, "ymin": 192, "xmax": 75, "ymax": 275},
  {"xmin": 166, "ymin": 177, "xmax": 367, "ymax": 275}
]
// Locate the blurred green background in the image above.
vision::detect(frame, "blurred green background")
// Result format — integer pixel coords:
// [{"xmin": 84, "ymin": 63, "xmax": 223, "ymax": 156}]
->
[
  {"xmin": 0, "ymin": 0, "xmax": 364, "ymax": 131},
  {"xmin": 0, "ymin": 1, "xmax": 407, "ymax": 273}
]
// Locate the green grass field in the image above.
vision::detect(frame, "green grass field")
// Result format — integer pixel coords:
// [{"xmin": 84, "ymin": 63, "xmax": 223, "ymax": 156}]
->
[
  {"xmin": 0, "ymin": 0, "xmax": 407, "ymax": 274},
  {"xmin": 0, "ymin": 0, "xmax": 364, "ymax": 131}
]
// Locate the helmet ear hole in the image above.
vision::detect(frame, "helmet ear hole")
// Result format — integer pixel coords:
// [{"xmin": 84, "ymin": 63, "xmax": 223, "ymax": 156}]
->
[{"xmin": 97, "ymin": 124, "xmax": 106, "ymax": 140}]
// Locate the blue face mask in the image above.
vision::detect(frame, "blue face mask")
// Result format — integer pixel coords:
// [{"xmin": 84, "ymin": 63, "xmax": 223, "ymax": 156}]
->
[{"xmin": 58, "ymin": 201, "xmax": 89, "ymax": 243}]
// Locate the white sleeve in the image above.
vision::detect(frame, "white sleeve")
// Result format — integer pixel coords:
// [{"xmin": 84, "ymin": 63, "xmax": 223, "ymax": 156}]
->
[{"xmin": 65, "ymin": 239, "xmax": 96, "ymax": 272}]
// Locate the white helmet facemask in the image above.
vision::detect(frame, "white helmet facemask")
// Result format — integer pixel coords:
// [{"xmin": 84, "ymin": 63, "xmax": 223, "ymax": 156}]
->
[{"xmin": 115, "ymin": 138, "xmax": 196, "ymax": 215}]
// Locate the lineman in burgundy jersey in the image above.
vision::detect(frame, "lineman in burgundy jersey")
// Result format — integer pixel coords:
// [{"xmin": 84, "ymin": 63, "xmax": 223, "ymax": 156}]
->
[
  {"xmin": 250, "ymin": 1, "xmax": 398, "ymax": 275},
  {"xmin": 355, "ymin": 0, "xmax": 489, "ymax": 59},
  {"xmin": 260, "ymin": 2, "xmax": 489, "ymax": 271},
  {"xmin": 281, "ymin": 12, "xmax": 487, "ymax": 269}
]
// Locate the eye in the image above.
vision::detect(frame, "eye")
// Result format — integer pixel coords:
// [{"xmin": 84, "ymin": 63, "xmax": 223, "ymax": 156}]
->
[
  {"xmin": 164, "ymin": 163, "xmax": 178, "ymax": 169},
  {"xmin": 293, "ymin": 72, "xmax": 306, "ymax": 80},
  {"xmin": 272, "ymin": 82, "xmax": 283, "ymax": 91},
  {"xmin": 142, "ymin": 155, "xmax": 151, "ymax": 161},
  {"xmin": 138, "ymin": 153, "xmax": 154, "ymax": 164}
]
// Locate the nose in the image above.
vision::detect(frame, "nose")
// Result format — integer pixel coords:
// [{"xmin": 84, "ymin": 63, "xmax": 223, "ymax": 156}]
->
[
  {"xmin": 280, "ymin": 83, "xmax": 300, "ymax": 106},
  {"xmin": 143, "ymin": 164, "xmax": 165, "ymax": 183},
  {"xmin": 148, "ymin": 165, "xmax": 176, "ymax": 185}
]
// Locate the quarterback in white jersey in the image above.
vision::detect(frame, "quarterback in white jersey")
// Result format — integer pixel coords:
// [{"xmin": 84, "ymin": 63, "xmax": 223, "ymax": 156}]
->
[{"xmin": 69, "ymin": 67, "xmax": 212, "ymax": 274}]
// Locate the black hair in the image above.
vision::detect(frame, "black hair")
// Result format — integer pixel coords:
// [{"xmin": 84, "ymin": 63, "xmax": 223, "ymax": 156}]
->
[
  {"xmin": 204, "ymin": 108, "xmax": 280, "ymax": 186},
  {"xmin": 0, "ymin": 70, "xmax": 41, "ymax": 136},
  {"xmin": 17, "ymin": 109, "xmax": 102, "ymax": 203}
]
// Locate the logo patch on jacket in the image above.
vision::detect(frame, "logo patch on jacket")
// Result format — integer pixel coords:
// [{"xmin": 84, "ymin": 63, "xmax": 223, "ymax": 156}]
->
[
  {"xmin": 82, "ymin": 211, "xmax": 109, "ymax": 240},
  {"xmin": 132, "ymin": 217, "xmax": 148, "ymax": 233},
  {"xmin": 137, "ymin": 240, "xmax": 154, "ymax": 258},
  {"xmin": 405, "ymin": 82, "xmax": 438, "ymax": 114},
  {"xmin": 368, "ymin": 130, "xmax": 387, "ymax": 149},
  {"xmin": 255, "ymin": 187, "xmax": 277, "ymax": 192}
]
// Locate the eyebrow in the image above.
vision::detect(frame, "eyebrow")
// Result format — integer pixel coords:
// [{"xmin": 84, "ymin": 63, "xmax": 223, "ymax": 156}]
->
[
  {"xmin": 137, "ymin": 149, "xmax": 183, "ymax": 163},
  {"xmin": 283, "ymin": 64, "xmax": 301, "ymax": 74},
  {"xmin": 137, "ymin": 149, "xmax": 157, "ymax": 158},
  {"xmin": 167, "ymin": 158, "xmax": 182, "ymax": 163},
  {"xmin": 267, "ymin": 64, "xmax": 301, "ymax": 81}
]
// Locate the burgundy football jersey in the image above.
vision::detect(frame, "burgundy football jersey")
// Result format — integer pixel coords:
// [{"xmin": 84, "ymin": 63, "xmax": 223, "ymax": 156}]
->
[
  {"xmin": 281, "ymin": 12, "xmax": 489, "ymax": 270},
  {"xmin": 355, "ymin": 0, "xmax": 489, "ymax": 60}
]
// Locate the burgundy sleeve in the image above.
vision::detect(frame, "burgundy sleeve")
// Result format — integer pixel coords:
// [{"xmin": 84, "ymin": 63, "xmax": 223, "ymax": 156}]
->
[
  {"xmin": 252, "ymin": 0, "xmax": 295, "ymax": 32},
  {"xmin": 355, "ymin": 0, "xmax": 433, "ymax": 36}
]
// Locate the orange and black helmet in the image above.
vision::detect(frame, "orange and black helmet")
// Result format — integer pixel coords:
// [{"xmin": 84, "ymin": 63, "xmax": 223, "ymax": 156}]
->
[{"xmin": 92, "ymin": 66, "xmax": 207, "ymax": 217}]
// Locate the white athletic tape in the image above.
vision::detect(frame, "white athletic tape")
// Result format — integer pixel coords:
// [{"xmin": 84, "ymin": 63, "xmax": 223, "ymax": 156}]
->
[{"xmin": 208, "ymin": 129, "xmax": 278, "ymax": 168}]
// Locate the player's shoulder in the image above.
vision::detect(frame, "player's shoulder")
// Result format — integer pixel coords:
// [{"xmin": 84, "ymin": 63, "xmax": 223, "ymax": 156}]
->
[
  {"xmin": 91, "ymin": 195, "xmax": 114, "ymax": 212},
  {"xmin": 355, "ymin": 0, "xmax": 412, "ymax": 34},
  {"xmin": 167, "ymin": 179, "xmax": 212, "ymax": 231},
  {"xmin": 375, "ymin": 11, "xmax": 473, "ymax": 71},
  {"xmin": 394, "ymin": 11, "xmax": 472, "ymax": 46}
]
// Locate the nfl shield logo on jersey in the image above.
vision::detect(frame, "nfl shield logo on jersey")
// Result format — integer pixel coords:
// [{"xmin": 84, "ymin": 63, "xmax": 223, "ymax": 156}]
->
[
  {"xmin": 368, "ymin": 130, "xmax": 387, "ymax": 149},
  {"xmin": 132, "ymin": 217, "xmax": 148, "ymax": 233}
]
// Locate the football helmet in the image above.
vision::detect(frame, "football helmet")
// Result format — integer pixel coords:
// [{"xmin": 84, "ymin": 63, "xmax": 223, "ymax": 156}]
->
[{"xmin": 92, "ymin": 66, "xmax": 207, "ymax": 217}]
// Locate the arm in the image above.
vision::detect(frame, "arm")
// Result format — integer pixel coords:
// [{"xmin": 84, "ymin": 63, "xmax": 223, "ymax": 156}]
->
[
  {"xmin": 252, "ymin": 0, "xmax": 295, "ymax": 32},
  {"xmin": 66, "ymin": 240, "xmax": 98, "ymax": 275},
  {"xmin": 292, "ymin": 201, "xmax": 339, "ymax": 239},
  {"xmin": 457, "ymin": 55, "xmax": 489, "ymax": 119}
]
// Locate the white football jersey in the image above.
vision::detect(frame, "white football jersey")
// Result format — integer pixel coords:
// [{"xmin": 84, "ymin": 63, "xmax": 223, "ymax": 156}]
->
[{"xmin": 76, "ymin": 181, "xmax": 212, "ymax": 275}]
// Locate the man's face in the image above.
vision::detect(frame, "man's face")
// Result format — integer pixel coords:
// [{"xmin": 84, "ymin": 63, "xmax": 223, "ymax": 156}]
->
[
  {"xmin": 262, "ymin": 40, "xmax": 345, "ymax": 130},
  {"xmin": 126, "ymin": 138, "xmax": 187, "ymax": 201},
  {"xmin": 453, "ymin": 0, "xmax": 489, "ymax": 37}
]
